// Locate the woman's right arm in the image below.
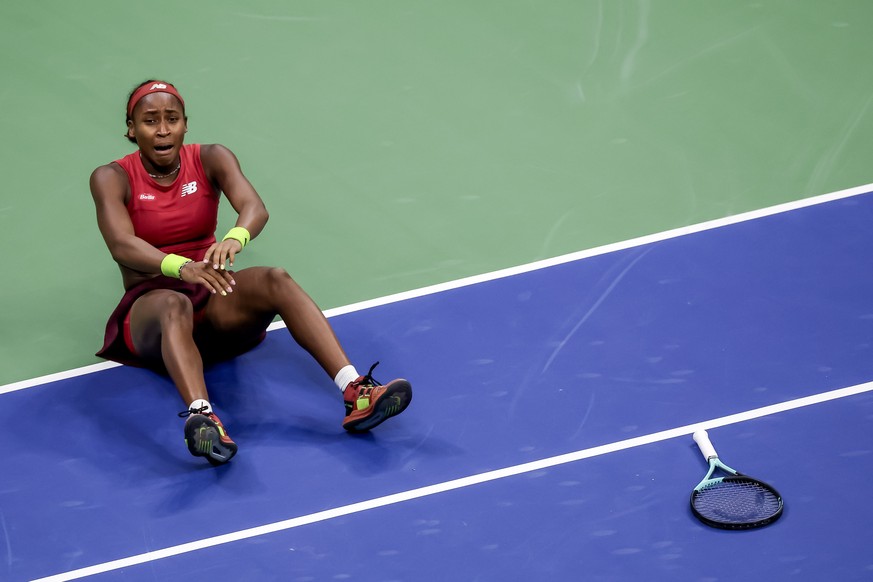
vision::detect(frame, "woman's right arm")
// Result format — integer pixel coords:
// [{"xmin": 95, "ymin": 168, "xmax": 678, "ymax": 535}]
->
[
  {"xmin": 90, "ymin": 163, "xmax": 235, "ymax": 294},
  {"xmin": 90, "ymin": 163, "xmax": 166, "ymax": 274}
]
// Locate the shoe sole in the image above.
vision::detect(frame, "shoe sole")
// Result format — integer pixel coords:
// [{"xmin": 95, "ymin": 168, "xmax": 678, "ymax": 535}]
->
[
  {"xmin": 184, "ymin": 416, "xmax": 238, "ymax": 465},
  {"xmin": 344, "ymin": 380, "xmax": 412, "ymax": 433}
]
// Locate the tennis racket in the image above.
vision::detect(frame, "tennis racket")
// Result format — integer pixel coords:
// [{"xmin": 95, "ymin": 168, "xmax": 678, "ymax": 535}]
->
[{"xmin": 690, "ymin": 430, "xmax": 783, "ymax": 529}]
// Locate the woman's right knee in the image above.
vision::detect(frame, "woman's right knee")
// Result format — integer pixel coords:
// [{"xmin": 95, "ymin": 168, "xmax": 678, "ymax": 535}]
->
[
  {"xmin": 159, "ymin": 292, "xmax": 194, "ymax": 324},
  {"xmin": 128, "ymin": 291, "xmax": 195, "ymax": 358},
  {"xmin": 133, "ymin": 291, "xmax": 194, "ymax": 330}
]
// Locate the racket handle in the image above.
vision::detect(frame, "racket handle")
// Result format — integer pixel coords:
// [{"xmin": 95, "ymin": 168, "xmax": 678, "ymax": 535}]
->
[{"xmin": 693, "ymin": 430, "xmax": 719, "ymax": 460}]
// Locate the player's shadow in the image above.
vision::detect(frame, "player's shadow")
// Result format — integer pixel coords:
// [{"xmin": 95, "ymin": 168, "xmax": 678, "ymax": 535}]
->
[
  {"xmin": 52, "ymin": 335, "xmax": 463, "ymax": 521},
  {"xmin": 60, "ymin": 365, "xmax": 205, "ymax": 475},
  {"xmin": 202, "ymin": 340, "xmax": 465, "ymax": 478}
]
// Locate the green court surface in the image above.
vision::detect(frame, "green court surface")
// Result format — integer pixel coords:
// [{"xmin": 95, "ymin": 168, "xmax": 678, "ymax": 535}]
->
[{"xmin": 1, "ymin": 1, "xmax": 872, "ymax": 385}]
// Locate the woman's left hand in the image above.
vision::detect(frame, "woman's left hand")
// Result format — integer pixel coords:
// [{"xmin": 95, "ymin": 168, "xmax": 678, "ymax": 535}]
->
[{"xmin": 203, "ymin": 238, "xmax": 243, "ymax": 270}]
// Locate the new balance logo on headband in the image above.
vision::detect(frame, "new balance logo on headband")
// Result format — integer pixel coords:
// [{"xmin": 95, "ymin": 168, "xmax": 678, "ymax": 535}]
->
[
  {"xmin": 127, "ymin": 81, "xmax": 185, "ymax": 117},
  {"xmin": 181, "ymin": 181, "xmax": 198, "ymax": 197}
]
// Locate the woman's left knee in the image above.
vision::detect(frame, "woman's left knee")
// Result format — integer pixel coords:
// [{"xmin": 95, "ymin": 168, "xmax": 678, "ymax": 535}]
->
[{"xmin": 265, "ymin": 266, "xmax": 292, "ymax": 287}]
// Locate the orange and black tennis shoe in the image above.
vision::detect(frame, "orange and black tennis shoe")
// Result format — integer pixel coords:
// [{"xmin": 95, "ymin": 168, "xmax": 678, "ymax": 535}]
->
[
  {"xmin": 180, "ymin": 407, "xmax": 237, "ymax": 465},
  {"xmin": 342, "ymin": 362, "xmax": 412, "ymax": 432}
]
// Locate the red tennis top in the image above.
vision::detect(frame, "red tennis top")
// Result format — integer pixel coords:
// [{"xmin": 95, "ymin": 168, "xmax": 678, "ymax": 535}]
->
[{"xmin": 114, "ymin": 144, "xmax": 219, "ymax": 261}]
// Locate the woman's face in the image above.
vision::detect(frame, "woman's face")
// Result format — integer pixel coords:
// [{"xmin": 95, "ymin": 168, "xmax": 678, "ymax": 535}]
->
[{"xmin": 127, "ymin": 92, "xmax": 187, "ymax": 168}]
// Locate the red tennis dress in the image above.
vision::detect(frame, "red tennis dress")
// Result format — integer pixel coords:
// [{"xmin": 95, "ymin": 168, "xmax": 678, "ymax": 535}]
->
[{"xmin": 96, "ymin": 144, "xmax": 261, "ymax": 367}]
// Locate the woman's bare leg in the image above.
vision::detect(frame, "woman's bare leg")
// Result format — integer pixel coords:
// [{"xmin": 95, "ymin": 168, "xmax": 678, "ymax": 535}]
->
[
  {"xmin": 128, "ymin": 289, "xmax": 209, "ymax": 406},
  {"xmin": 200, "ymin": 266, "xmax": 351, "ymax": 379}
]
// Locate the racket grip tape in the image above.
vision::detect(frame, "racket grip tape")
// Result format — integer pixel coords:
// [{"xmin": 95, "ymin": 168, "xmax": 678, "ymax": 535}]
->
[{"xmin": 693, "ymin": 430, "xmax": 719, "ymax": 460}]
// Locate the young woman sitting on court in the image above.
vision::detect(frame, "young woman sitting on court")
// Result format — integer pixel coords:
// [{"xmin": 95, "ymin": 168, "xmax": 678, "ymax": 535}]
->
[{"xmin": 90, "ymin": 80, "xmax": 412, "ymax": 465}]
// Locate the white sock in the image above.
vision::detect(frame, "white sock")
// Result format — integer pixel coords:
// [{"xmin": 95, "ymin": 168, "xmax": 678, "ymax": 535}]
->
[
  {"xmin": 189, "ymin": 398, "xmax": 212, "ymax": 414},
  {"xmin": 334, "ymin": 365, "xmax": 360, "ymax": 392}
]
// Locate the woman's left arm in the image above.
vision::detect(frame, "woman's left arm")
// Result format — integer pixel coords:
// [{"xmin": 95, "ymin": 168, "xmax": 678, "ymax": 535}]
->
[{"xmin": 200, "ymin": 143, "xmax": 270, "ymax": 268}]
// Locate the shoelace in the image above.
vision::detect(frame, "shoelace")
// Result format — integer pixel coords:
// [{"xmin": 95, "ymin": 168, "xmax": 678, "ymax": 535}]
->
[
  {"xmin": 178, "ymin": 405, "xmax": 210, "ymax": 418},
  {"xmin": 359, "ymin": 361, "xmax": 382, "ymax": 387}
]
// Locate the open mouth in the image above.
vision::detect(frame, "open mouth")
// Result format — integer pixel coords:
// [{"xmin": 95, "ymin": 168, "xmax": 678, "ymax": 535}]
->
[{"xmin": 154, "ymin": 144, "xmax": 173, "ymax": 153}]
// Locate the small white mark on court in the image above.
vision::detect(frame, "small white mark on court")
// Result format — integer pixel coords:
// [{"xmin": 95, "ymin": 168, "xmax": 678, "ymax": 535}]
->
[{"xmin": 612, "ymin": 548, "xmax": 642, "ymax": 555}]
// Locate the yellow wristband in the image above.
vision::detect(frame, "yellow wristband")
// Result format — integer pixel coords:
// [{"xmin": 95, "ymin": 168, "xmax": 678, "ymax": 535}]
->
[
  {"xmin": 160, "ymin": 254, "xmax": 193, "ymax": 279},
  {"xmin": 222, "ymin": 226, "xmax": 251, "ymax": 249}
]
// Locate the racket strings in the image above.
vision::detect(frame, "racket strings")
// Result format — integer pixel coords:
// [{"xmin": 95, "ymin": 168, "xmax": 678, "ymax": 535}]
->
[{"xmin": 693, "ymin": 479, "xmax": 781, "ymax": 524}]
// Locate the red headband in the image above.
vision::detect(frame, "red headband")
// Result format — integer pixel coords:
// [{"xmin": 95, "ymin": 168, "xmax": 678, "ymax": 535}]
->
[{"xmin": 127, "ymin": 82, "xmax": 185, "ymax": 117}]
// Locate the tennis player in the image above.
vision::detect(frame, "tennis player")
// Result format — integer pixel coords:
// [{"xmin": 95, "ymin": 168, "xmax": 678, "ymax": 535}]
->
[{"xmin": 90, "ymin": 80, "xmax": 412, "ymax": 465}]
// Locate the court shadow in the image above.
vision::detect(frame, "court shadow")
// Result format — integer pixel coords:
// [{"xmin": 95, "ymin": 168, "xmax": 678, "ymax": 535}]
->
[
  {"xmin": 50, "ymin": 366, "xmax": 199, "ymax": 476},
  {"xmin": 147, "ymin": 454, "xmax": 274, "ymax": 518},
  {"xmin": 52, "ymin": 336, "xmax": 335, "ymax": 478},
  {"xmin": 224, "ymin": 409, "xmax": 466, "ymax": 478}
]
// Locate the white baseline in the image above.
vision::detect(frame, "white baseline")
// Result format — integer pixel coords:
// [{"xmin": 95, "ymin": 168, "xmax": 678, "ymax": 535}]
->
[{"xmin": 3, "ymin": 181, "xmax": 872, "ymax": 396}]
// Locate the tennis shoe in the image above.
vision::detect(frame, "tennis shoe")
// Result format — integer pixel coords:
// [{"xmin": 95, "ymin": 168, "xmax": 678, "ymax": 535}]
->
[
  {"xmin": 179, "ymin": 406, "xmax": 237, "ymax": 465},
  {"xmin": 342, "ymin": 362, "xmax": 412, "ymax": 432}
]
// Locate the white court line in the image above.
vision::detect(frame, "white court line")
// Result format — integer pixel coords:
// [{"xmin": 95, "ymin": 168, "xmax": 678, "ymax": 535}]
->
[
  {"xmin": 32, "ymin": 380, "xmax": 873, "ymax": 582},
  {"xmin": 4, "ymin": 181, "xmax": 873, "ymax": 397}
]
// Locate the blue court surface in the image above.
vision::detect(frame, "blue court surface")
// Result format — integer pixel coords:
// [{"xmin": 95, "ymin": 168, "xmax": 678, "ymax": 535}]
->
[{"xmin": 3, "ymin": 187, "xmax": 873, "ymax": 581}]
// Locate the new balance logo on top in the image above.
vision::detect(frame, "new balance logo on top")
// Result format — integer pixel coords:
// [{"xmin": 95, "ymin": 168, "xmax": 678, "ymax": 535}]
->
[
  {"xmin": 150, "ymin": 83, "xmax": 167, "ymax": 90},
  {"xmin": 181, "ymin": 181, "xmax": 198, "ymax": 197}
]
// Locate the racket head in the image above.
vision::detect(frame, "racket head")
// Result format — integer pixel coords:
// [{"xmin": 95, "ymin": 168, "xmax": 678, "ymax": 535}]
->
[{"xmin": 691, "ymin": 473, "xmax": 784, "ymax": 529}]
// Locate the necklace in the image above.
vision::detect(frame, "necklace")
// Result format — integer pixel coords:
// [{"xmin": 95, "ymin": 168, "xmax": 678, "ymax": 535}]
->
[
  {"xmin": 140, "ymin": 152, "xmax": 181, "ymax": 179},
  {"xmin": 148, "ymin": 162, "xmax": 180, "ymax": 179}
]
